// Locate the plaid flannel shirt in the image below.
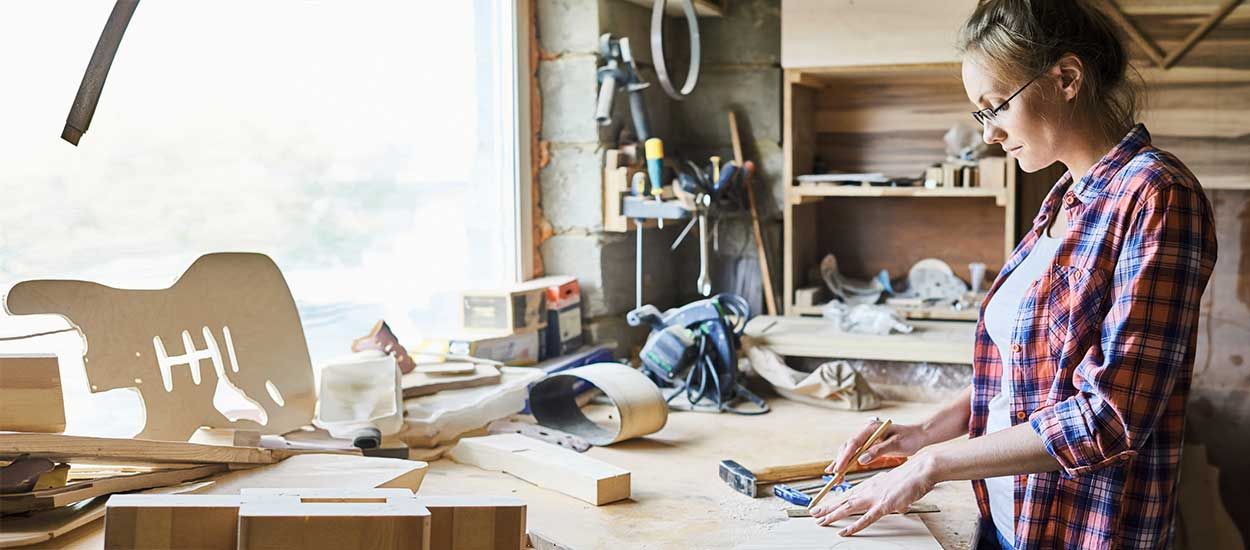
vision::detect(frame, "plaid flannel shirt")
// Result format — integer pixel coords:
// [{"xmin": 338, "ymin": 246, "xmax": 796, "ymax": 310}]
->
[{"xmin": 969, "ymin": 124, "xmax": 1218, "ymax": 549}]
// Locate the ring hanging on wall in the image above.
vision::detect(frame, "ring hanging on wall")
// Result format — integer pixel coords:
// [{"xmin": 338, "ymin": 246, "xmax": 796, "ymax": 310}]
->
[{"xmin": 650, "ymin": 0, "xmax": 702, "ymax": 100}]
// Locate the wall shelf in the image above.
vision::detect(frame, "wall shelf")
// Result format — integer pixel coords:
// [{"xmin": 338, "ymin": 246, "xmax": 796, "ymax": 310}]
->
[{"xmin": 744, "ymin": 315, "xmax": 974, "ymax": 365}]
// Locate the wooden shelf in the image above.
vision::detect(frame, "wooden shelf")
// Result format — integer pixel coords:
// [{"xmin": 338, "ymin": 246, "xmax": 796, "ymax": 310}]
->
[
  {"xmin": 620, "ymin": 0, "xmax": 724, "ymax": 17},
  {"xmin": 790, "ymin": 184, "xmax": 1008, "ymax": 205},
  {"xmin": 744, "ymin": 316, "xmax": 974, "ymax": 365}
]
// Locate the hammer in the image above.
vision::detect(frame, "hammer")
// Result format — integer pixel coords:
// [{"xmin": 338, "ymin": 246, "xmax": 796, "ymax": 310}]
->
[{"xmin": 718, "ymin": 459, "xmax": 831, "ymax": 498}]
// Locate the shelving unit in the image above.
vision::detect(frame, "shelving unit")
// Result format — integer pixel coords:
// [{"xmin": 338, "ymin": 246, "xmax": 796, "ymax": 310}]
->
[{"xmin": 782, "ymin": 62, "xmax": 1019, "ymax": 319}]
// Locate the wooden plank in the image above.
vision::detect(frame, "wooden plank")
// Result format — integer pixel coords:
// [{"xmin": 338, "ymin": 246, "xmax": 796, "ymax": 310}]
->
[
  {"xmin": 449, "ymin": 435, "xmax": 630, "ymax": 506},
  {"xmin": 0, "ymin": 433, "xmax": 278, "ymax": 465},
  {"xmin": 189, "ymin": 454, "xmax": 428, "ymax": 495},
  {"xmin": 0, "ymin": 355, "xmax": 64, "ymax": 433},
  {"xmin": 103, "ymin": 494, "xmax": 242, "ymax": 550},
  {"xmin": 415, "ymin": 496, "xmax": 526, "ymax": 550},
  {"xmin": 0, "ymin": 497, "xmax": 110, "ymax": 549},
  {"xmin": 402, "ymin": 364, "xmax": 502, "ymax": 399},
  {"xmin": 1160, "ymin": 0, "xmax": 1246, "ymax": 68},
  {"xmin": 238, "ymin": 489, "xmax": 431, "ymax": 550},
  {"xmin": 744, "ymin": 316, "xmax": 975, "ymax": 365},
  {"xmin": 0, "ymin": 464, "xmax": 227, "ymax": 515}
]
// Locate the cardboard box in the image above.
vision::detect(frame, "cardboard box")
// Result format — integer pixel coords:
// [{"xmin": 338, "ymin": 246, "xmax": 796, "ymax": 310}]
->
[
  {"xmin": 443, "ymin": 329, "xmax": 544, "ymax": 366},
  {"xmin": 461, "ymin": 286, "xmax": 547, "ymax": 333},
  {"xmin": 518, "ymin": 276, "xmax": 583, "ymax": 358}
]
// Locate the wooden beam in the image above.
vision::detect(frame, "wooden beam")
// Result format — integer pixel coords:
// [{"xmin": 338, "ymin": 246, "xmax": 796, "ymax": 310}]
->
[
  {"xmin": 1101, "ymin": 0, "xmax": 1166, "ymax": 67},
  {"xmin": 449, "ymin": 435, "xmax": 630, "ymax": 506},
  {"xmin": 1161, "ymin": 0, "xmax": 1246, "ymax": 69},
  {"xmin": 0, "ymin": 433, "xmax": 278, "ymax": 465}
]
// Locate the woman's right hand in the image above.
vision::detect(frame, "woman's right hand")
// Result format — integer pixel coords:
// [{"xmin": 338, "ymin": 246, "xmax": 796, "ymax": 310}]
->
[{"xmin": 825, "ymin": 419, "xmax": 929, "ymax": 475}]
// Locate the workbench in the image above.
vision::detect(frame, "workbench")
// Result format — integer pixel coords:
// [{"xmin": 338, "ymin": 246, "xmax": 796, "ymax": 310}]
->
[{"xmin": 25, "ymin": 399, "xmax": 978, "ymax": 549}]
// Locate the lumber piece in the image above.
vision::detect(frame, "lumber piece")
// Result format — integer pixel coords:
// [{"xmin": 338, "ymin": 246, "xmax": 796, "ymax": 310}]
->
[
  {"xmin": 238, "ymin": 491, "xmax": 430, "ymax": 550},
  {"xmin": 0, "ymin": 496, "xmax": 109, "ymax": 548},
  {"xmin": 0, "ymin": 355, "xmax": 65, "ymax": 433},
  {"xmin": 402, "ymin": 364, "xmax": 502, "ymax": 398},
  {"xmin": 190, "ymin": 454, "xmax": 428, "ymax": 495},
  {"xmin": 103, "ymin": 494, "xmax": 242, "ymax": 550},
  {"xmin": 0, "ymin": 432, "xmax": 277, "ymax": 465},
  {"xmin": 0, "ymin": 464, "xmax": 226, "ymax": 515},
  {"xmin": 449, "ymin": 434, "xmax": 629, "ymax": 505},
  {"xmin": 414, "ymin": 496, "xmax": 526, "ymax": 550}
]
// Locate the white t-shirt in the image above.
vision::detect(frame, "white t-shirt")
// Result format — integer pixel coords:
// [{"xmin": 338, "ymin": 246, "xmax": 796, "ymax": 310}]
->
[{"xmin": 982, "ymin": 231, "xmax": 1063, "ymax": 546}]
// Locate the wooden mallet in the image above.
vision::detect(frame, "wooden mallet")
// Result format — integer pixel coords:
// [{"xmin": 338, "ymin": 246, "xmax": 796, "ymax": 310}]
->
[{"xmin": 808, "ymin": 419, "xmax": 892, "ymax": 511}]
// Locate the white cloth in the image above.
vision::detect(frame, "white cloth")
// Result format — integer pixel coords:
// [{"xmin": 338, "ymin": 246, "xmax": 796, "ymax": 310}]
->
[{"xmin": 982, "ymin": 231, "xmax": 1063, "ymax": 545}]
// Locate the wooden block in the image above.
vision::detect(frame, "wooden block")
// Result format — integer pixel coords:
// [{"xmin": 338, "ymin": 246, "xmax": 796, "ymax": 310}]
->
[
  {"xmin": 414, "ymin": 496, "xmax": 526, "ymax": 550},
  {"xmin": 402, "ymin": 364, "xmax": 502, "ymax": 398},
  {"xmin": 0, "ymin": 355, "xmax": 65, "ymax": 433},
  {"xmin": 238, "ymin": 491, "xmax": 430, "ymax": 550},
  {"xmin": 449, "ymin": 434, "xmax": 630, "ymax": 506},
  {"xmin": 104, "ymin": 494, "xmax": 242, "ymax": 550}
]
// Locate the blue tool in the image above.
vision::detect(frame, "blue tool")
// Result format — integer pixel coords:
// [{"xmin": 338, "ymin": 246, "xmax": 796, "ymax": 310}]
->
[{"xmin": 773, "ymin": 478, "xmax": 852, "ymax": 507}]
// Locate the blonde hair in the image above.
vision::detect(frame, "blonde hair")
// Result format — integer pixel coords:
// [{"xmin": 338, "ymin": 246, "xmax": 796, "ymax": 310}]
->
[{"xmin": 957, "ymin": 0, "xmax": 1142, "ymax": 143}]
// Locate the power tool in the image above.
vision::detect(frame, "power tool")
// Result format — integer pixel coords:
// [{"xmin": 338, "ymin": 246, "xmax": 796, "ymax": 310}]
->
[{"xmin": 626, "ymin": 293, "xmax": 768, "ymax": 414}]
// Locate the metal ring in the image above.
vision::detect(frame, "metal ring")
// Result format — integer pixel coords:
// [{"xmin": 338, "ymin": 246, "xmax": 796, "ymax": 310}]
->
[{"xmin": 651, "ymin": 0, "xmax": 701, "ymax": 100}]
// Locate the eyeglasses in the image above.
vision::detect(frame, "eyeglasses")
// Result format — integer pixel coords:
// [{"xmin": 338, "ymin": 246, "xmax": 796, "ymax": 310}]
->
[{"xmin": 971, "ymin": 72, "xmax": 1044, "ymax": 126}]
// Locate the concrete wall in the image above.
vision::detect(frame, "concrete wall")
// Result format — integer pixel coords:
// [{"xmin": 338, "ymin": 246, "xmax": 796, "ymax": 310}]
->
[{"xmin": 535, "ymin": 0, "xmax": 785, "ymax": 357}]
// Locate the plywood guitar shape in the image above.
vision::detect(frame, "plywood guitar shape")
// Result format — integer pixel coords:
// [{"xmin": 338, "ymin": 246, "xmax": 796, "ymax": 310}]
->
[{"xmin": 4, "ymin": 253, "xmax": 316, "ymax": 441}]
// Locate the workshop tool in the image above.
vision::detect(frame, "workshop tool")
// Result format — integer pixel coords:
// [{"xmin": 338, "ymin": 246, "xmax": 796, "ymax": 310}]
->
[
  {"xmin": 595, "ymin": 34, "xmax": 652, "ymax": 142},
  {"xmin": 809, "ymin": 419, "xmax": 893, "ymax": 510},
  {"xmin": 646, "ymin": 138, "xmax": 665, "ymax": 199},
  {"xmin": 696, "ymin": 193, "xmax": 712, "ymax": 295},
  {"xmin": 720, "ymin": 454, "xmax": 907, "ymax": 497},
  {"xmin": 719, "ymin": 459, "xmax": 830, "ymax": 497},
  {"xmin": 774, "ymin": 479, "xmax": 850, "ymax": 507},
  {"xmin": 63, "ymin": 0, "xmax": 139, "ymax": 145},
  {"xmin": 650, "ymin": 0, "xmax": 701, "ymax": 100},
  {"xmin": 314, "ymin": 352, "xmax": 403, "ymax": 450},
  {"xmin": 728, "ymin": 111, "xmax": 778, "ymax": 315},
  {"xmin": 627, "ymin": 295, "xmax": 767, "ymax": 415}
]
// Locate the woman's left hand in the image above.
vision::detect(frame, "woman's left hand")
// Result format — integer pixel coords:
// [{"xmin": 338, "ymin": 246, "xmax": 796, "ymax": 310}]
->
[{"xmin": 809, "ymin": 452, "xmax": 939, "ymax": 536}]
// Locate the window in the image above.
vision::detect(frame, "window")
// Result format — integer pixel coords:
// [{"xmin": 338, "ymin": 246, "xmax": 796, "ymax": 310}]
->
[{"xmin": 0, "ymin": 1, "xmax": 529, "ymax": 435}]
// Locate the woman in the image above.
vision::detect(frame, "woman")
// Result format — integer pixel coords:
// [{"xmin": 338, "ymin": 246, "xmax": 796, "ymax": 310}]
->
[{"xmin": 809, "ymin": 1, "xmax": 1218, "ymax": 548}]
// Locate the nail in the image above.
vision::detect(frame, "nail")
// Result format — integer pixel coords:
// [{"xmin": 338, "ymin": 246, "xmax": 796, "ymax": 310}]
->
[
  {"xmin": 839, "ymin": 529, "xmax": 849, "ymax": 536},
  {"xmin": 858, "ymin": 454, "xmax": 871, "ymax": 464}
]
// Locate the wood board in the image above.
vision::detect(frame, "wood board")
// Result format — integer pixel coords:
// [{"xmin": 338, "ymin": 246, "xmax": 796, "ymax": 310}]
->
[
  {"xmin": 0, "ymin": 433, "xmax": 279, "ymax": 465},
  {"xmin": 449, "ymin": 434, "xmax": 630, "ymax": 506},
  {"xmin": 743, "ymin": 316, "xmax": 975, "ymax": 365},
  {"xmin": 0, "ymin": 356, "xmax": 64, "ymax": 433},
  {"xmin": 0, "ymin": 464, "xmax": 227, "ymax": 515},
  {"xmin": 188, "ymin": 454, "xmax": 428, "ymax": 495},
  {"xmin": 402, "ymin": 364, "xmax": 501, "ymax": 398},
  {"xmin": 735, "ymin": 514, "xmax": 942, "ymax": 549},
  {"xmin": 3, "ymin": 253, "xmax": 316, "ymax": 441},
  {"xmin": 415, "ymin": 496, "xmax": 526, "ymax": 550}
]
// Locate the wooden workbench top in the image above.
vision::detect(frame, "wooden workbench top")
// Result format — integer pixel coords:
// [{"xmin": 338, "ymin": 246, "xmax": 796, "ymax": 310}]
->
[
  {"xmin": 422, "ymin": 398, "xmax": 979, "ymax": 549},
  {"xmin": 25, "ymin": 399, "xmax": 978, "ymax": 549}
]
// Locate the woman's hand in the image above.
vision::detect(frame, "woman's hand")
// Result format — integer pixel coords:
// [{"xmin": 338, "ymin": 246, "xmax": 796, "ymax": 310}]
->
[
  {"xmin": 825, "ymin": 419, "xmax": 929, "ymax": 476},
  {"xmin": 810, "ymin": 452, "xmax": 939, "ymax": 536}
]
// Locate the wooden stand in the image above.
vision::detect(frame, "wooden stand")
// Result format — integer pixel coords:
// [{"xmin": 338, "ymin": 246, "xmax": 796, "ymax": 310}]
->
[{"xmin": 783, "ymin": 64, "xmax": 1019, "ymax": 321}]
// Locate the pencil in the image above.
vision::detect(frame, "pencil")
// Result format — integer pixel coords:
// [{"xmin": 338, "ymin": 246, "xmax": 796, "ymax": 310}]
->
[{"xmin": 807, "ymin": 419, "xmax": 892, "ymax": 510}]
